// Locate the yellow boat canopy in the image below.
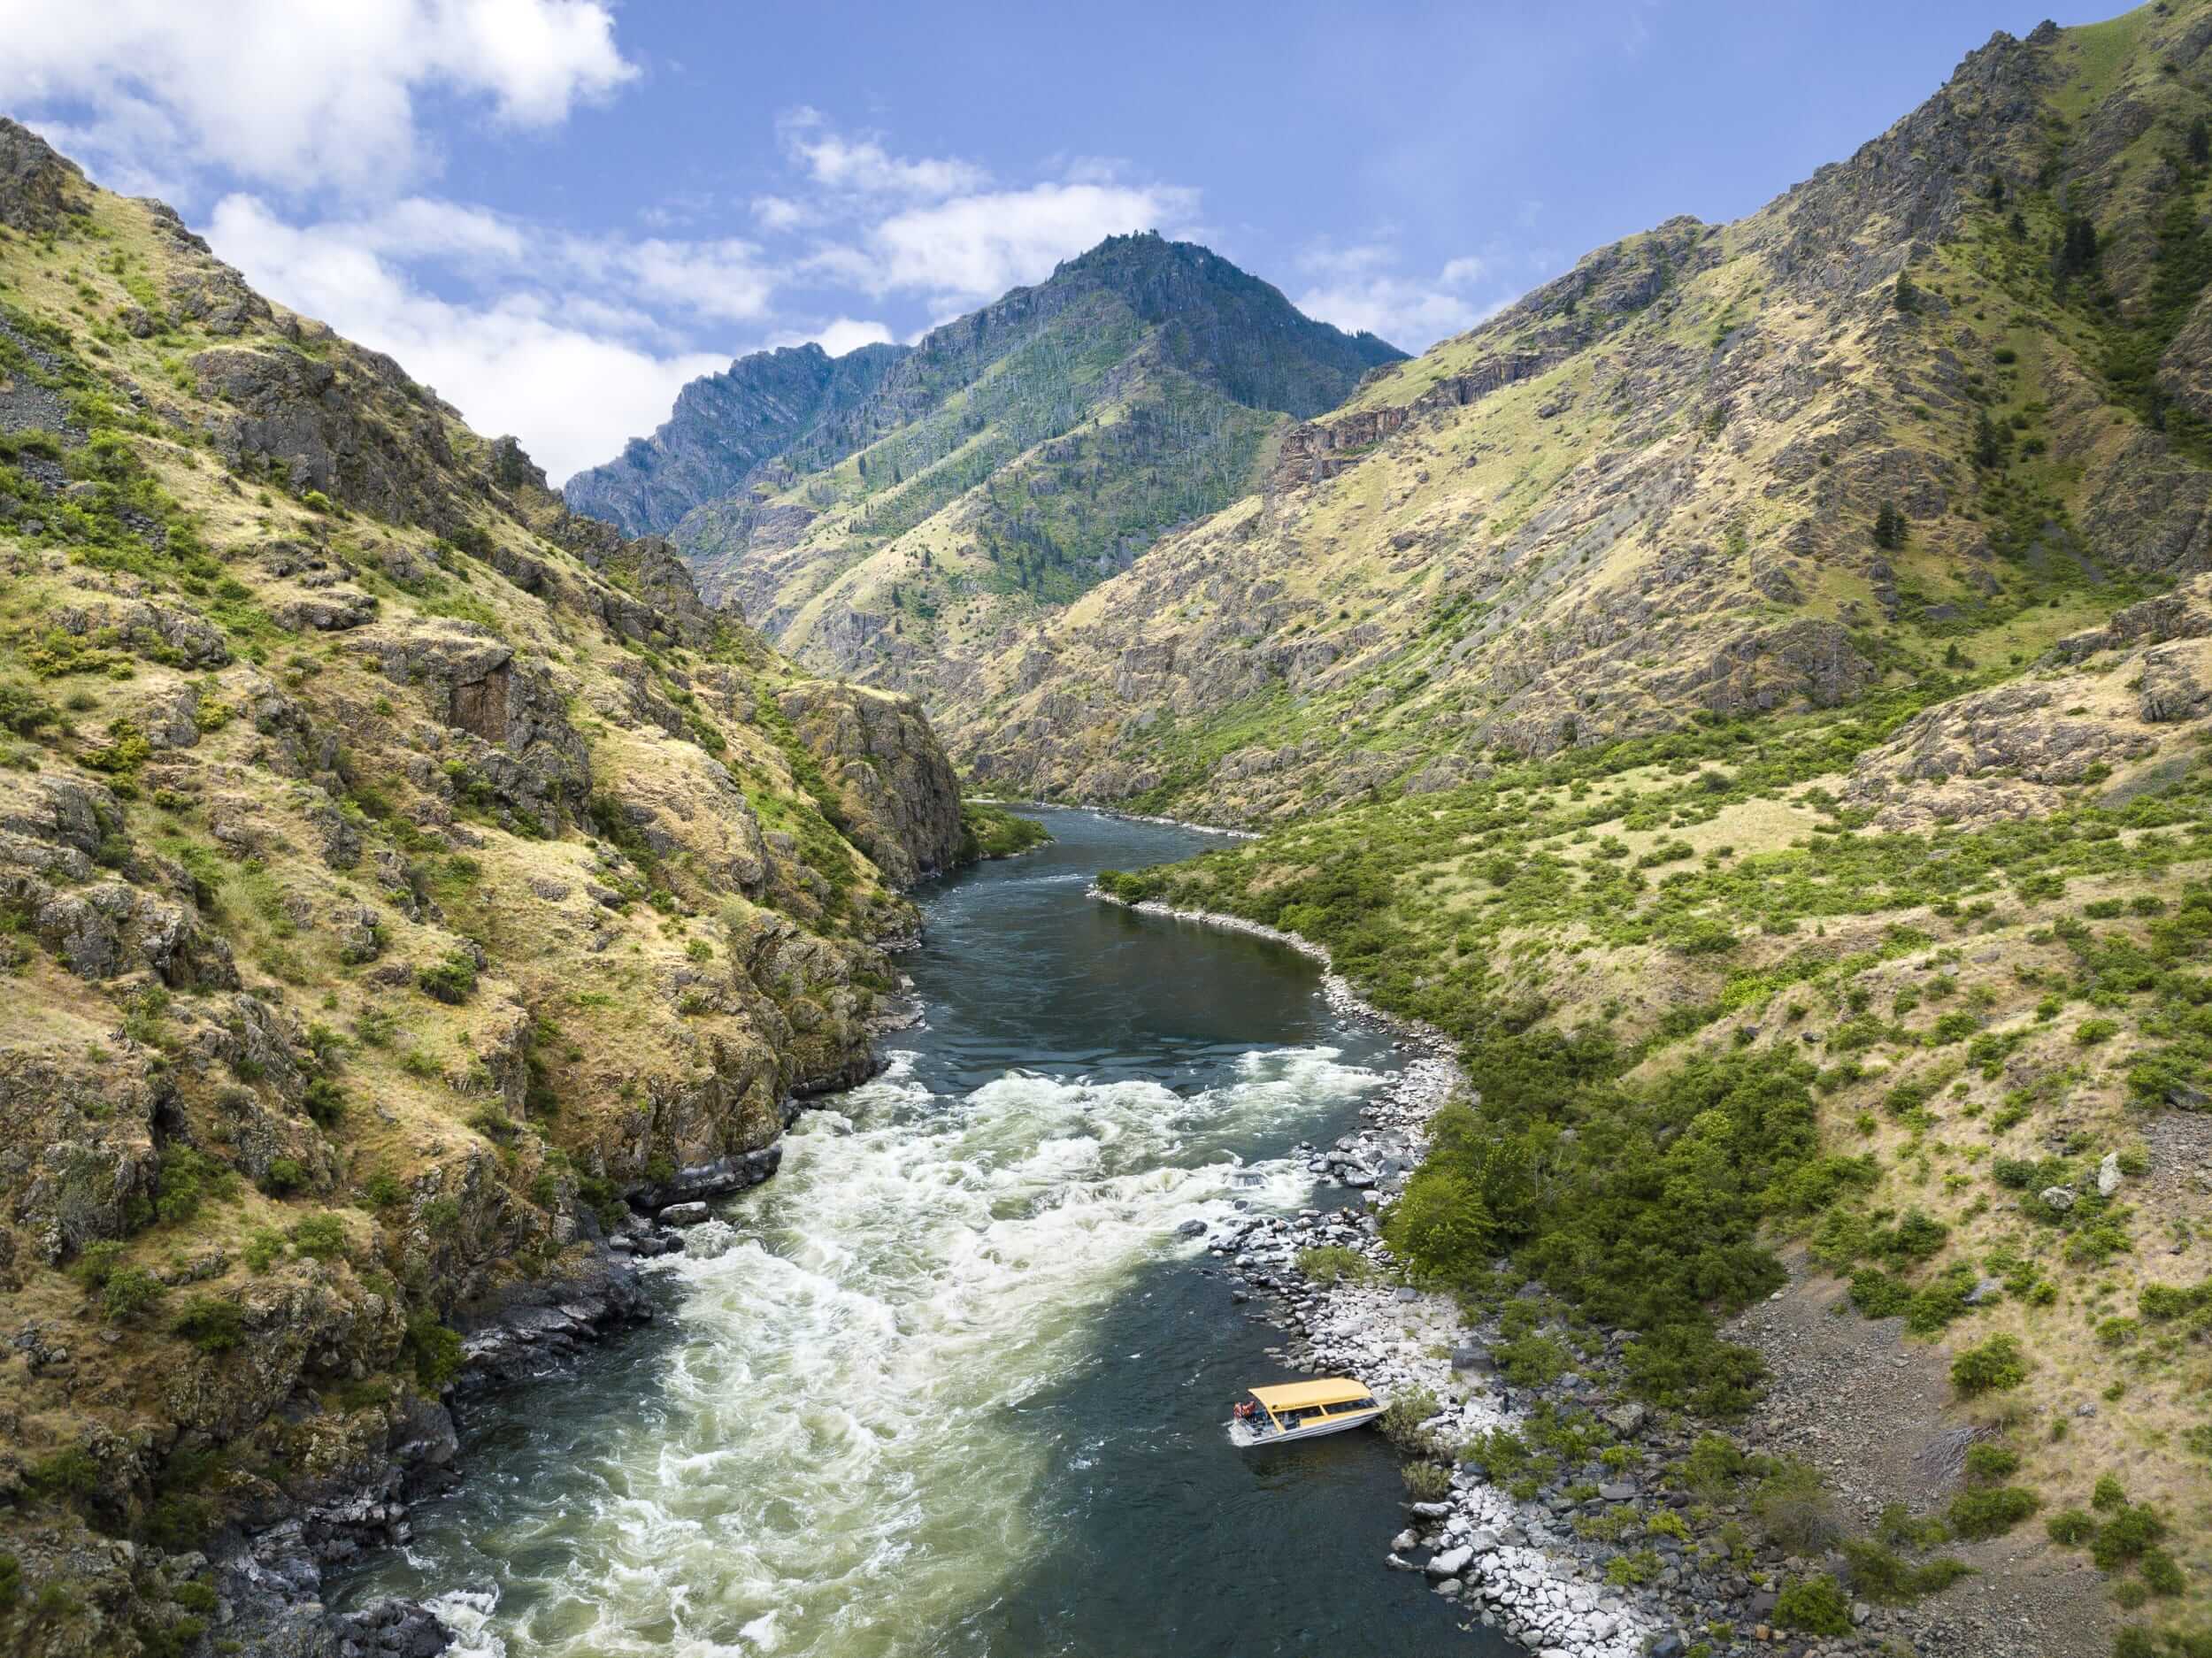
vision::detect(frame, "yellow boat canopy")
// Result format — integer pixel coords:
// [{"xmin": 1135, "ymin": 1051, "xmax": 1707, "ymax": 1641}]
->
[{"xmin": 1248, "ymin": 1378, "xmax": 1375, "ymax": 1412}]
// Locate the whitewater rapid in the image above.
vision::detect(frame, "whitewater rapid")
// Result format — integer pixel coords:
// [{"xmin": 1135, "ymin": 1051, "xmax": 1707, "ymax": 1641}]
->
[{"xmin": 385, "ymin": 1044, "xmax": 1385, "ymax": 1658}]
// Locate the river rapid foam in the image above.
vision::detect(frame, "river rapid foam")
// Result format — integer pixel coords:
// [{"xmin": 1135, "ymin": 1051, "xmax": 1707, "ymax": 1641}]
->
[{"xmin": 373, "ymin": 1046, "xmax": 1384, "ymax": 1658}]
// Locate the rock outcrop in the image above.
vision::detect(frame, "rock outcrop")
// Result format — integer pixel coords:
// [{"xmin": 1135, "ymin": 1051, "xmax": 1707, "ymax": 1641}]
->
[
  {"xmin": 0, "ymin": 124, "xmax": 973, "ymax": 1658},
  {"xmin": 777, "ymin": 680, "xmax": 964, "ymax": 886}
]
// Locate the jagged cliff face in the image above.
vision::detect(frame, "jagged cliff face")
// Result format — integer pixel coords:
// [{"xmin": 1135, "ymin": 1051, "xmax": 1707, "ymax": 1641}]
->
[
  {"xmin": 0, "ymin": 118, "xmax": 968, "ymax": 1654},
  {"xmin": 563, "ymin": 234, "xmax": 1403, "ymax": 703},
  {"xmin": 939, "ymin": 10, "xmax": 2212, "ymax": 823},
  {"xmin": 562, "ymin": 342, "xmax": 907, "ymax": 540}
]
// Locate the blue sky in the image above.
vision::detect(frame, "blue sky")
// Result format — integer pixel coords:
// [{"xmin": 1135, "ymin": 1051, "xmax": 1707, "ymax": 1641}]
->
[{"xmin": 2, "ymin": 1, "xmax": 2120, "ymax": 482}]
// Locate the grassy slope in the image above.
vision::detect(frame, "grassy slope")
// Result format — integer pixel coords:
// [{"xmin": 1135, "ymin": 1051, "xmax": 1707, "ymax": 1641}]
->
[
  {"xmin": 0, "ymin": 145, "xmax": 944, "ymax": 1654},
  {"xmin": 937, "ymin": 9, "xmax": 2212, "ymax": 833},
  {"xmin": 1081, "ymin": 8, "xmax": 2212, "ymax": 1651}
]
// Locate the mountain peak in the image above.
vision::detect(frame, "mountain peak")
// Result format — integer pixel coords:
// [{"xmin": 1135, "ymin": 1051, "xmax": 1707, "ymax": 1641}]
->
[{"xmin": 565, "ymin": 238, "xmax": 1401, "ymax": 545}]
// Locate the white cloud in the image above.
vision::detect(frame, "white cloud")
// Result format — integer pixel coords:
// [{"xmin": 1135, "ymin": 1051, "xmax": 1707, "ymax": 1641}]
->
[
  {"xmin": 1294, "ymin": 242, "xmax": 1506, "ymax": 349},
  {"xmin": 0, "ymin": 0, "xmax": 634, "ymax": 196},
  {"xmin": 777, "ymin": 109, "xmax": 988, "ymax": 199},
  {"xmin": 813, "ymin": 318, "xmax": 895, "ymax": 356},
  {"xmin": 209, "ymin": 196, "xmax": 722, "ymax": 483},
  {"xmin": 846, "ymin": 181, "xmax": 1201, "ymax": 301},
  {"xmin": 750, "ymin": 195, "xmax": 811, "ymax": 233}
]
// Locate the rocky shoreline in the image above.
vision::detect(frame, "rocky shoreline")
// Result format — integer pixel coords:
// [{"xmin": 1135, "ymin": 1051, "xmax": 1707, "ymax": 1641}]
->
[
  {"xmin": 971, "ymin": 796, "xmax": 1261, "ymax": 840},
  {"xmin": 1103, "ymin": 893, "xmax": 1671, "ymax": 1657},
  {"xmin": 205, "ymin": 974, "xmax": 926, "ymax": 1657},
  {"xmin": 1106, "ymin": 894, "xmax": 1921, "ymax": 1658}
]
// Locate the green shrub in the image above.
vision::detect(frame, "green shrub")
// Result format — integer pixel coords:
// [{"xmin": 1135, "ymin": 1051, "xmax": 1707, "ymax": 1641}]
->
[
  {"xmin": 1379, "ymin": 1387, "xmax": 1441, "ymax": 1454},
  {"xmin": 1947, "ymin": 1485, "xmax": 2039, "ymax": 1539},
  {"xmin": 261, "ymin": 1156, "xmax": 306, "ymax": 1195},
  {"xmin": 25, "ymin": 1446, "xmax": 101, "ymax": 1501},
  {"xmin": 1605, "ymin": 1547, "xmax": 1662, "ymax": 1587},
  {"xmin": 155, "ymin": 1144, "xmax": 236, "ymax": 1225},
  {"xmin": 0, "ymin": 679, "xmax": 58, "ymax": 737},
  {"xmin": 404, "ymin": 1311, "xmax": 464, "ymax": 1388},
  {"xmin": 1773, "ymin": 1574, "xmax": 1852, "ymax": 1636},
  {"xmin": 1876, "ymin": 1502, "xmax": 1949, "ymax": 1550},
  {"xmin": 1494, "ymin": 1332, "xmax": 1569, "ymax": 1388},
  {"xmin": 2047, "ymin": 1508, "xmax": 2096, "ymax": 1544},
  {"xmin": 288, "ymin": 1214, "xmax": 349, "ymax": 1261},
  {"xmin": 1753, "ymin": 1460, "xmax": 1839, "ymax": 1554},
  {"xmin": 171, "ymin": 1296, "xmax": 244, "ymax": 1354},
  {"xmin": 416, "ymin": 950, "xmax": 478, "ymax": 1004},
  {"xmin": 102, "ymin": 1265, "xmax": 166, "ymax": 1323},
  {"xmin": 1840, "ymin": 1538, "xmax": 1971, "ymax": 1602},
  {"xmin": 74, "ymin": 1239, "xmax": 127, "ymax": 1289},
  {"xmin": 1295, "ymin": 1245, "xmax": 1373, "ymax": 1286},
  {"xmin": 1950, "ymin": 1334, "xmax": 2028, "ymax": 1396},
  {"xmin": 2139, "ymin": 1548, "xmax": 2185, "ymax": 1596},
  {"xmin": 959, "ymin": 802, "xmax": 1053, "ymax": 861},
  {"xmin": 1379, "ymin": 1163, "xmax": 1492, "ymax": 1280},
  {"xmin": 2093, "ymin": 1473, "xmax": 2127, "ymax": 1511},
  {"xmin": 301, "ymin": 1074, "xmax": 347, "ymax": 1126},
  {"xmin": 2091, "ymin": 1504, "xmax": 2167, "ymax": 1570},
  {"xmin": 1401, "ymin": 1460, "xmax": 1452, "ymax": 1501},
  {"xmin": 1964, "ymin": 1442, "xmax": 2020, "ymax": 1481}
]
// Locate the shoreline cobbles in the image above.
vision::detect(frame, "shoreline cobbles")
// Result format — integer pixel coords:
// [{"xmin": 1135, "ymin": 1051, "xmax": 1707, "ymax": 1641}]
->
[
  {"xmin": 1114, "ymin": 893, "xmax": 1955, "ymax": 1658},
  {"xmin": 1101, "ymin": 892, "xmax": 1664, "ymax": 1658}
]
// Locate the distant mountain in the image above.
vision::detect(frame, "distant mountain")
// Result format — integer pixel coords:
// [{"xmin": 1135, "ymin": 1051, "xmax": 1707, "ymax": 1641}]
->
[
  {"xmin": 564, "ymin": 233, "xmax": 1403, "ymax": 694},
  {"xmin": 565, "ymin": 340, "xmax": 907, "ymax": 538},
  {"xmin": 942, "ymin": 9, "xmax": 2212, "ymax": 820}
]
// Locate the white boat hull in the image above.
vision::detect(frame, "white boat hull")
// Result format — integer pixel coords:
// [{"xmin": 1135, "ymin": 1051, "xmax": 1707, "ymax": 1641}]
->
[{"xmin": 1228, "ymin": 1407, "xmax": 1382, "ymax": 1447}]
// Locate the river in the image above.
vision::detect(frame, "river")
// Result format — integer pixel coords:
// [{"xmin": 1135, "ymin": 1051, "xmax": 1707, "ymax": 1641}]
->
[{"xmin": 336, "ymin": 810, "xmax": 1508, "ymax": 1657}]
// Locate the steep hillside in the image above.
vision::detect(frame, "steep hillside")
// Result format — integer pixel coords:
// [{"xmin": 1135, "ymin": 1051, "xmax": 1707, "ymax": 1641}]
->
[
  {"xmin": 0, "ymin": 119, "xmax": 979, "ymax": 1656},
  {"xmin": 562, "ymin": 340, "xmax": 907, "ymax": 540},
  {"xmin": 1071, "ymin": 11, "xmax": 2212, "ymax": 1654},
  {"xmin": 945, "ymin": 12, "xmax": 2212, "ymax": 825},
  {"xmin": 565, "ymin": 234, "xmax": 1402, "ymax": 699}
]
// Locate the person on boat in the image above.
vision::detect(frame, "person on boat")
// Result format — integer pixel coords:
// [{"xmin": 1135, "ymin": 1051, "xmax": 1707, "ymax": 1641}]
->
[{"xmin": 1233, "ymin": 1399, "xmax": 1259, "ymax": 1427}]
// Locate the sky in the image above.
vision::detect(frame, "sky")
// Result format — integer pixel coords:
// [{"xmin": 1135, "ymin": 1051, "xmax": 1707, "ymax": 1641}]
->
[{"xmin": 0, "ymin": 0, "xmax": 2125, "ymax": 484}]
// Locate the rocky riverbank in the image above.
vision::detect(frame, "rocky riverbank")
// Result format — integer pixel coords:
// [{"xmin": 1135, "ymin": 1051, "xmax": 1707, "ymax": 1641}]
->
[
  {"xmin": 1114, "ymin": 893, "xmax": 1956, "ymax": 1658},
  {"xmin": 205, "ymin": 963, "xmax": 927, "ymax": 1657},
  {"xmin": 1103, "ymin": 893, "xmax": 1659, "ymax": 1655},
  {"xmin": 203, "ymin": 1148, "xmax": 790, "ymax": 1656}
]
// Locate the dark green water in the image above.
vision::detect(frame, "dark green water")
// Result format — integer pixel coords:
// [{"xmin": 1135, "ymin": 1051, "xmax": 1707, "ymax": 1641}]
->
[{"xmin": 337, "ymin": 810, "xmax": 1505, "ymax": 1657}]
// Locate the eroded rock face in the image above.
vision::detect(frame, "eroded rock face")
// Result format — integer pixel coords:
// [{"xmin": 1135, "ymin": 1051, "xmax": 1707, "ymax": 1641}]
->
[
  {"xmin": 1844, "ymin": 633, "xmax": 2212, "ymax": 828},
  {"xmin": 777, "ymin": 681, "xmax": 964, "ymax": 886},
  {"xmin": 192, "ymin": 342, "xmax": 465, "ymax": 529},
  {"xmin": 52, "ymin": 595, "xmax": 231, "ymax": 669},
  {"xmin": 0, "ymin": 1050, "xmax": 162, "ymax": 1267},
  {"xmin": 350, "ymin": 619, "xmax": 592, "ymax": 828},
  {"xmin": 0, "ymin": 117, "xmax": 88, "ymax": 233}
]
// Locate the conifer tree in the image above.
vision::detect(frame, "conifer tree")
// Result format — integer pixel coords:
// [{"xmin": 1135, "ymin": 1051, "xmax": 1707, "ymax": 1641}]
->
[{"xmin": 1873, "ymin": 500, "xmax": 1906, "ymax": 549}]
